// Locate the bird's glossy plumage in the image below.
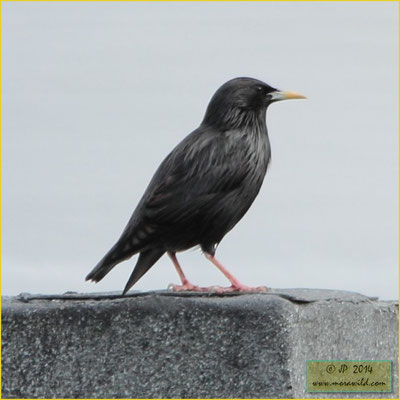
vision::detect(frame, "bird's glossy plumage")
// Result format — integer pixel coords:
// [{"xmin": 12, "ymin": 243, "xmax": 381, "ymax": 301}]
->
[{"xmin": 86, "ymin": 77, "xmax": 301, "ymax": 294}]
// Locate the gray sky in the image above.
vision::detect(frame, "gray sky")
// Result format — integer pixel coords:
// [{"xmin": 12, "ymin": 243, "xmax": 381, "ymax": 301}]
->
[{"xmin": 2, "ymin": 2, "xmax": 398, "ymax": 300}]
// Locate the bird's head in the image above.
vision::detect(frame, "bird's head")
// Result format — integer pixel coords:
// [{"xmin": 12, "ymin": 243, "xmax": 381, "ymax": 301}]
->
[{"xmin": 202, "ymin": 77, "xmax": 305, "ymax": 128}]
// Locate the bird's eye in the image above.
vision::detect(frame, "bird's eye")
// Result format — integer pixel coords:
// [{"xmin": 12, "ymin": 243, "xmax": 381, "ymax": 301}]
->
[{"xmin": 257, "ymin": 86, "xmax": 263, "ymax": 92}]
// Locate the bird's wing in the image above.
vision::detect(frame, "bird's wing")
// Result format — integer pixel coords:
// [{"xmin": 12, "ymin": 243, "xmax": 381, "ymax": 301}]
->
[{"xmin": 125, "ymin": 127, "xmax": 252, "ymax": 236}]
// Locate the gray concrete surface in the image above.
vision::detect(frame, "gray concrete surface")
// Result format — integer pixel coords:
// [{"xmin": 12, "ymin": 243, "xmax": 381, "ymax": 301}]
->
[{"xmin": 1, "ymin": 289, "xmax": 398, "ymax": 398}]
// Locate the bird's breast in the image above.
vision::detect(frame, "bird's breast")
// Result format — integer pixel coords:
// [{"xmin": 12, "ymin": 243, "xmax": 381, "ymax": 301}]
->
[{"xmin": 233, "ymin": 126, "xmax": 271, "ymax": 188}]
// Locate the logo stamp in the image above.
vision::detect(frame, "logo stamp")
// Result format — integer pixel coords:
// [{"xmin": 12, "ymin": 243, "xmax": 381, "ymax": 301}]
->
[{"xmin": 306, "ymin": 360, "xmax": 392, "ymax": 393}]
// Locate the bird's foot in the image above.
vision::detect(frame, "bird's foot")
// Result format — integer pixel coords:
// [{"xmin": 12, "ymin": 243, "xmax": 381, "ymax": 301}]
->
[
  {"xmin": 168, "ymin": 282, "xmax": 210, "ymax": 292},
  {"xmin": 208, "ymin": 284, "xmax": 269, "ymax": 294},
  {"xmin": 168, "ymin": 281, "xmax": 269, "ymax": 293}
]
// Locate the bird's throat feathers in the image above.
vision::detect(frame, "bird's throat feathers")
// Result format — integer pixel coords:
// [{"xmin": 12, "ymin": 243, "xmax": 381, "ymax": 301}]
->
[{"xmin": 202, "ymin": 105, "xmax": 267, "ymax": 131}]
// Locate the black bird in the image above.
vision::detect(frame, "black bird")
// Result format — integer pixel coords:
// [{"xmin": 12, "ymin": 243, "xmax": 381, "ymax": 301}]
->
[{"xmin": 86, "ymin": 77, "xmax": 305, "ymax": 294}]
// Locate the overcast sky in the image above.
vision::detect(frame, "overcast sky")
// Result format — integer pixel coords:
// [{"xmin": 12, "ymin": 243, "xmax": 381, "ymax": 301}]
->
[{"xmin": 2, "ymin": 2, "xmax": 398, "ymax": 300}]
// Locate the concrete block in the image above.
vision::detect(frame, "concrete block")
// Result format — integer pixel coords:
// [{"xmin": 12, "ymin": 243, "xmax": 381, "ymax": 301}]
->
[{"xmin": 1, "ymin": 289, "xmax": 398, "ymax": 398}]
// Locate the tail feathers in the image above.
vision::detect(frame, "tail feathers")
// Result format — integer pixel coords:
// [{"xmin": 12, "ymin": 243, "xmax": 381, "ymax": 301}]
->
[
  {"xmin": 86, "ymin": 257, "xmax": 117, "ymax": 283},
  {"xmin": 86, "ymin": 243, "xmax": 131, "ymax": 283},
  {"xmin": 122, "ymin": 249, "xmax": 165, "ymax": 295}
]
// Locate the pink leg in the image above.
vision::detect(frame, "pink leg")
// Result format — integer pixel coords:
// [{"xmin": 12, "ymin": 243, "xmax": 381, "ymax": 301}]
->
[
  {"xmin": 168, "ymin": 252, "xmax": 209, "ymax": 292},
  {"xmin": 204, "ymin": 253, "xmax": 268, "ymax": 293}
]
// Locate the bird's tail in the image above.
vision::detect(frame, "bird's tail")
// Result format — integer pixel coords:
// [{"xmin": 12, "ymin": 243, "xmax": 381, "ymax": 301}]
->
[
  {"xmin": 86, "ymin": 243, "xmax": 131, "ymax": 283},
  {"xmin": 122, "ymin": 248, "xmax": 165, "ymax": 295}
]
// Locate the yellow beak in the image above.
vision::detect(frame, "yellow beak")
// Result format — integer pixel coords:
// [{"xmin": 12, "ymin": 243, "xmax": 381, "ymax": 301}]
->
[{"xmin": 270, "ymin": 90, "xmax": 307, "ymax": 101}]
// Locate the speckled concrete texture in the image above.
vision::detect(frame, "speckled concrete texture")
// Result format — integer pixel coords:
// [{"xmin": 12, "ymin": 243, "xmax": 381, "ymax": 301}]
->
[
  {"xmin": 287, "ymin": 291, "xmax": 398, "ymax": 398},
  {"xmin": 1, "ymin": 289, "xmax": 398, "ymax": 399}
]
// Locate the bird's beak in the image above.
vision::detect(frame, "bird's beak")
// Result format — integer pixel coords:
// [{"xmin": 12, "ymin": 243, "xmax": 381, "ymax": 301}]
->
[{"xmin": 270, "ymin": 90, "xmax": 307, "ymax": 102}]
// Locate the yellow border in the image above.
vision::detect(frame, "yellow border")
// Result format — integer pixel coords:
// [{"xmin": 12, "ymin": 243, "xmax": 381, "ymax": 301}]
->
[
  {"xmin": 0, "ymin": 0, "xmax": 398, "ymax": 2},
  {"xmin": 0, "ymin": 1, "xmax": 398, "ymax": 400},
  {"xmin": 1, "ymin": 0, "xmax": 3, "ymax": 397}
]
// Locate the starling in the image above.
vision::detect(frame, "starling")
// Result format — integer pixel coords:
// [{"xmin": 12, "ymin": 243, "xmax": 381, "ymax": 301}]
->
[{"xmin": 86, "ymin": 77, "xmax": 305, "ymax": 294}]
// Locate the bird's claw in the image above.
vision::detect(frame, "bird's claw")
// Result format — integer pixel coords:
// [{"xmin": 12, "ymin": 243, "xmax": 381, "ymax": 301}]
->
[
  {"xmin": 168, "ymin": 283, "xmax": 210, "ymax": 292},
  {"xmin": 237, "ymin": 285, "xmax": 269, "ymax": 293},
  {"xmin": 168, "ymin": 283, "xmax": 269, "ymax": 294},
  {"xmin": 210, "ymin": 284, "xmax": 269, "ymax": 293},
  {"xmin": 217, "ymin": 285, "xmax": 269, "ymax": 293}
]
